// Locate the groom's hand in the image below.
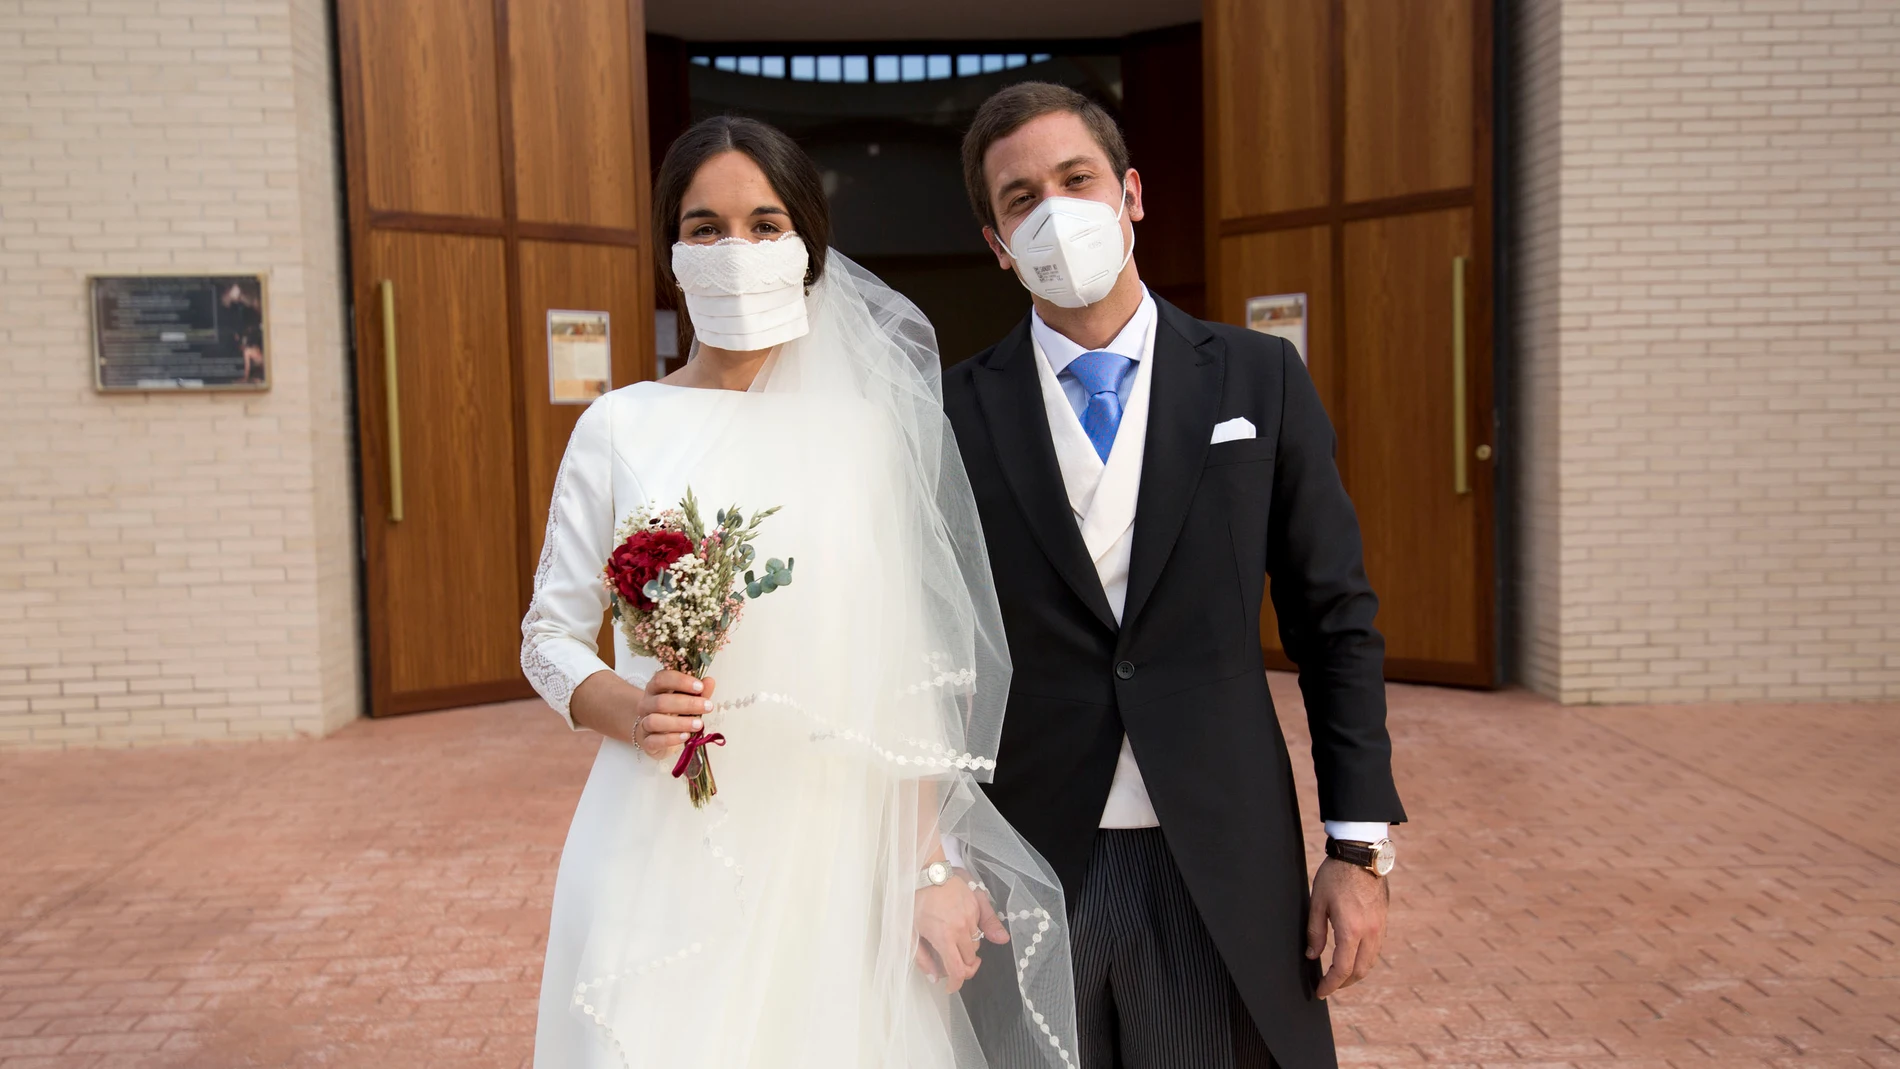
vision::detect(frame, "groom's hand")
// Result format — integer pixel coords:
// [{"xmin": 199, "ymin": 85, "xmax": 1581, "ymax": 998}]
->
[
  {"xmin": 914, "ymin": 872, "xmax": 1009, "ymax": 993},
  {"xmin": 1306, "ymin": 857, "xmax": 1390, "ymax": 998}
]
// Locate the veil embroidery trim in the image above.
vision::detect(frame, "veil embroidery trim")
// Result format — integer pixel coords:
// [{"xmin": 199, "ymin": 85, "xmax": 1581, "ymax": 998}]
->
[{"xmin": 710, "ymin": 686, "xmax": 999, "ymax": 772}]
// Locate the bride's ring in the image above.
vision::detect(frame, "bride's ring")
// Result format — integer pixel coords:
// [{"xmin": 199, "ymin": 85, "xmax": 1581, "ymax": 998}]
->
[{"xmin": 971, "ymin": 932, "xmax": 984, "ymax": 943}]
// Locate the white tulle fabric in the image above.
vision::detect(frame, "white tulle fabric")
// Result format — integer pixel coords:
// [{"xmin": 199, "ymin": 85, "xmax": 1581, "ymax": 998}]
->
[{"xmin": 521, "ymin": 252, "xmax": 1078, "ymax": 1068}]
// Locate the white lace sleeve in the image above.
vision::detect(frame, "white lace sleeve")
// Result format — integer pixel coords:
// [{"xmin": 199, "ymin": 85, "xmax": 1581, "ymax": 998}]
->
[{"xmin": 521, "ymin": 394, "xmax": 620, "ymax": 727}]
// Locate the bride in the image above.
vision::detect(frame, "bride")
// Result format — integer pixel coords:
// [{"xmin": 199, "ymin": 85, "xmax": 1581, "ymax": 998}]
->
[{"xmin": 520, "ymin": 116, "xmax": 1079, "ymax": 1067}]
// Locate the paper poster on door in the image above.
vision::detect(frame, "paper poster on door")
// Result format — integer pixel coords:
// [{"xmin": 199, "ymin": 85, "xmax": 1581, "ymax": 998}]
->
[
  {"xmin": 1245, "ymin": 293, "xmax": 1307, "ymax": 365},
  {"xmin": 548, "ymin": 310, "xmax": 611, "ymax": 404}
]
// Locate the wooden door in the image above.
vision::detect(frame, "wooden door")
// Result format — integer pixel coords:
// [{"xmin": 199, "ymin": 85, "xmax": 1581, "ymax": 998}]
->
[
  {"xmin": 1122, "ymin": 23, "xmax": 1206, "ymax": 318},
  {"xmin": 338, "ymin": 0, "xmax": 655, "ymax": 716},
  {"xmin": 1206, "ymin": 0, "xmax": 1496, "ymax": 686}
]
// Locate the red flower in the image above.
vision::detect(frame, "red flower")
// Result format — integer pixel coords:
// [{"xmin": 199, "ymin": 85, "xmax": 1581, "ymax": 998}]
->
[{"xmin": 607, "ymin": 528, "xmax": 693, "ymax": 611}]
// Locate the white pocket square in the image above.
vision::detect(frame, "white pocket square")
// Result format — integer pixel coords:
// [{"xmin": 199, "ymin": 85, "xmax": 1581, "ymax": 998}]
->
[{"xmin": 1210, "ymin": 417, "xmax": 1256, "ymax": 444}]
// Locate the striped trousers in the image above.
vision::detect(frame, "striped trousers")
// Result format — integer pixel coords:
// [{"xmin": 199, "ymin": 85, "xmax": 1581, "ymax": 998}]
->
[
  {"xmin": 1070, "ymin": 828, "xmax": 1278, "ymax": 1069},
  {"xmin": 966, "ymin": 828, "xmax": 1279, "ymax": 1069}
]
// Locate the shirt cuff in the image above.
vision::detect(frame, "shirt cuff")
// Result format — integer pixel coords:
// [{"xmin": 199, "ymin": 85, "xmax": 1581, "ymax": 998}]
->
[
  {"xmin": 941, "ymin": 834, "xmax": 966, "ymax": 872},
  {"xmin": 1323, "ymin": 821, "xmax": 1390, "ymax": 844}
]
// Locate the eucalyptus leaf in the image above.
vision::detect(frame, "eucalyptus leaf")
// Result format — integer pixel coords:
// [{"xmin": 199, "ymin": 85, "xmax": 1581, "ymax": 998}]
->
[
  {"xmin": 766, "ymin": 558, "xmax": 785, "ymax": 573},
  {"xmin": 746, "ymin": 582, "xmax": 762, "ymax": 599}
]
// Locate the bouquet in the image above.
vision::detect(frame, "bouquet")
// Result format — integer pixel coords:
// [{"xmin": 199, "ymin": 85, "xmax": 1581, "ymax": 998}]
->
[{"xmin": 603, "ymin": 488, "xmax": 794, "ymax": 806}]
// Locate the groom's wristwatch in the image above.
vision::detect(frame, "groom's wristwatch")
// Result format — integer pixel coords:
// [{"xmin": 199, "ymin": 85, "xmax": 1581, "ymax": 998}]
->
[
  {"xmin": 1325, "ymin": 837, "xmax": 1396, "ymax": 878},
  {"xmin": 916, "ymin": 860, "xmax": 953, "ymax": 891}
]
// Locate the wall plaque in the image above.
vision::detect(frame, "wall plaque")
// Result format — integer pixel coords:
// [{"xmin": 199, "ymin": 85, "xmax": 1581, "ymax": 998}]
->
[
  {"xmin": 90, "ymin": 274, "xmax": 269, "ymax": 391},
  {"xmin": 1245, "ymin": 292, "xmax": 1308, "ymax": 366},
  {"xmin": 547, "ymin": 309, "xmax": 611, "ymax": 404}
]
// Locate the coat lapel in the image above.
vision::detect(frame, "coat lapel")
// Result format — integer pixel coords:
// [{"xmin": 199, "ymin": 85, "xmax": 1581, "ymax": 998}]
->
[
  {"xmin": 973, "ymin": 317, "xmax": 1120, "ymax": 633},
  {"xmin": 1122, "ymin": 300, "xmax": 1224, "ymax": 630}
]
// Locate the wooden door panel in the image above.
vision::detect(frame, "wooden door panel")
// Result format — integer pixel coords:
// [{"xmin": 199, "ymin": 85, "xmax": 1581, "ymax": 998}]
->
[
  {"xmin": 1341, "ymin": 209, "xmax": 1484, "ymax": 675},
  {"xmin": 368, "ymin": 231, "xmax": 525, "ymax": 700},
  {"xmin": 1342, "ymin": 0, "xmax": 1474, "ymax": 203},
  {"xmin": 1123, "ymin": 24, "xmax": 1205, "ymax": 317},
  {"xmin": 352, "ymin": 0, "xmax": 504, "ymax": 218},
  {"xmin": 1206, "ymin": 0, "xmax": 1330, "ymax": 220},
  {"xmin": 1216, "ymin": 226, "xmax": 1332, "ymax": 668},
  {"xmin": 1208, "ymin": 0, "xmax": 1495, "ymax": 686},
  {"xmin": 1216, "ymin": 226, "xmax": 1334, "ymax": 408},
  {"xmin": 510, "ymin": 0, "xmax": 641, "ymax": 229},
  {"xmin": 518, "ymin": 240, "xmax": 650, "ymax": 562},
  {"xmin": 339, "ymin": 0, "xmax": 655, "ymax": 716}
]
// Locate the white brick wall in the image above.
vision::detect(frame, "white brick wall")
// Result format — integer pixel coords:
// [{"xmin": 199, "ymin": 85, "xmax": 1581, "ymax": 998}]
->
[
  {"xmin": 0, "ymin": 0, "xmax": 359, "ymax": 746},
  {"xmin": 1515, "ymin": 0, "xmax": 1900, "ymax": 703},
  {"xmin": 1513, "ymin": 0, "xmax": 1568, "ymax": 698}
]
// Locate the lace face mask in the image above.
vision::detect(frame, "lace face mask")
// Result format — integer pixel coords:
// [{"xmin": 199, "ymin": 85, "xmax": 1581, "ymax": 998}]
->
[{"xmin": 671, "ymin": 234, "xmax": 811, "ymax": 352}]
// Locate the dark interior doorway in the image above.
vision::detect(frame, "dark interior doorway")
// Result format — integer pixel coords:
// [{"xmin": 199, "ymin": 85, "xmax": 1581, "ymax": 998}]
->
[{"xmin": 646, "ymin": 31, "xmax": 1203, "ymax": 370}]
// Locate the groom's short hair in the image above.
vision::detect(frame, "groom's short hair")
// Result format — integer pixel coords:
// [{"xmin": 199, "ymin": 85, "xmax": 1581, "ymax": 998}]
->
[{"xmin": 961, "ymin": 82, "xmax": 1130, "ymax": 232}]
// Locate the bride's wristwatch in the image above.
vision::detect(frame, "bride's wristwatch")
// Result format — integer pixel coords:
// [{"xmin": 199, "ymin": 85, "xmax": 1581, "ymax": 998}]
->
[
  {"xmin": 1325, "ymin": 837, "xmax": 1396, "ymax": 878},
  {"xmin": 916, "ymin": 860, "xmax": 952, "ymax": 891}
]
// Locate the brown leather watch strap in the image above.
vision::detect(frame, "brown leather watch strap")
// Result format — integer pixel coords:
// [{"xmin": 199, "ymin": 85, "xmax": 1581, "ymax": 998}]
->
[{"xmin": 1325, "ymin": 837, "xmax": 1377, "ymax": 868}]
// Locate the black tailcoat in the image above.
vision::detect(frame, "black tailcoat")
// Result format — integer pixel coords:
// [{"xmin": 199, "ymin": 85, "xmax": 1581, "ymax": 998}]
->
[{"xmin": 944, "ymin": 298, "xmax": 1407, "ymax": 1068}]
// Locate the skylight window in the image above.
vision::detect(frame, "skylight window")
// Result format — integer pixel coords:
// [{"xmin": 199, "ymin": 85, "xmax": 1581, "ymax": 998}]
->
[{"xmin": 695, "ymin": 50, "xmax": 1048, "ymax": 82}]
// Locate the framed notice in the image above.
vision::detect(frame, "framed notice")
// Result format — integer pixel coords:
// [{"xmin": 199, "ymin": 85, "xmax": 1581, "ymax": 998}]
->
[
  {"xmin": 548, "ymin": 310, "xmax": 612, "ymax": 404},
  {"xmin": 1245, "ymin": 293, "xmax": 1308, "ymax": 366},
  {"xmin": 90, "ymin": 274, "xmax": 269, "ymax": 391}
]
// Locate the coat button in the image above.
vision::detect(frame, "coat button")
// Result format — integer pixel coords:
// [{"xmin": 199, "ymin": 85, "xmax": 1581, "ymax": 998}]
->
[{"xmin": 1115, "ymin": 660, "xmax": 1136, "ymax": 680}]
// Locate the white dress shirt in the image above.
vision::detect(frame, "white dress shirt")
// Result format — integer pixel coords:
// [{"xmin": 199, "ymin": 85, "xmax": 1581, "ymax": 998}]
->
[{"xmin": 1028, "ymin": 288, "xmax": 1390, "ymax": 845}]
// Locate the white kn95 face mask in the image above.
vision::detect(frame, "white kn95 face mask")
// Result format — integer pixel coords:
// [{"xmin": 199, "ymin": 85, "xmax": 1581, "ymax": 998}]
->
[
  {"xmin": 671, "ymin": 233, "xmax": 811, "ymax": 351},
  {"xmin": 996, "ymin": 188, "xmax": 1135, "ymax": 309}
]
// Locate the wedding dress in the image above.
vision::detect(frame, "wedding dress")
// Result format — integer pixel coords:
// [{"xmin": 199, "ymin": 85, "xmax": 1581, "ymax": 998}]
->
[{"xmin": 521, "ymin": 253, "xmax": 1078, "ymax": 1068}]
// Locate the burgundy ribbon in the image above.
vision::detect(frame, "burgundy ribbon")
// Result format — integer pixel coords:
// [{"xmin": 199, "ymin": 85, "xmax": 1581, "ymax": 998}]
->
[{"xmin": 671, "ymin": 730, "xmax": 726, "ymax": 779}]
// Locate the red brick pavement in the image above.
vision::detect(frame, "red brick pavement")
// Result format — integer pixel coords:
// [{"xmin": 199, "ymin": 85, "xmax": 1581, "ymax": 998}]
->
[{"xmin": 1, "ymin": 678, "xmax": 1894, "ymax": 1068}]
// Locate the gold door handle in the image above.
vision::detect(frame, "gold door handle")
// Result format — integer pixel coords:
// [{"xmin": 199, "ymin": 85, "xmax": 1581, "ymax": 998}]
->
[
  {"xmin": 1452, "ymin": 255, "xmax": 1469, "ymax": 496},
  {"xmin": 380, "ymin": 279, "xmax": 405, "ymax": 522}
]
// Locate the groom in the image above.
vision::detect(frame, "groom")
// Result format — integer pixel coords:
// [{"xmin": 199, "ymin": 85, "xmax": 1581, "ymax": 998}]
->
[{"xmin": 943, "ymin": 83, "xmax": 1407, "ymax": 1069}]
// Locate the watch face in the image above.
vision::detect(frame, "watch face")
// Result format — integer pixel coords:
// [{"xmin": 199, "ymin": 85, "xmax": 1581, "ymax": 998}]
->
[
  {"xmin": 1372, "ymin": 840, "xmax": 1396, "ymax": 877},
  {"xmin": 927, "ymin": 861, "xmax": 951, "ymax": 885}
]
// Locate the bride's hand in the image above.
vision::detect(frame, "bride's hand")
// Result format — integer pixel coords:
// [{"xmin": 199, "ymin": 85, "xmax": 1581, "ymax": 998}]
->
[
  {"xmin": 914, "ymin": 872, "xmax": 1009, "ymax": 993},
  {"xmin": 632, "ymin": 670, "xmax": 716, "ymax": 760}
]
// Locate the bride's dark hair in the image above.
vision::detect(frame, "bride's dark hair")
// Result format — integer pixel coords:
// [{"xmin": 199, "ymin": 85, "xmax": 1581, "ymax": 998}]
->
[{"xmin": 653, "ymin": 116, "xmax": 831, "ymax": 351}]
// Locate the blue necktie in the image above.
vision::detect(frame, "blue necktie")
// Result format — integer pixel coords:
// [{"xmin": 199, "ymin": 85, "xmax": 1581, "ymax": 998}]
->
[{"xmin": 1066, "ymin": 350, "xmax": 1134, "ymax": 462}]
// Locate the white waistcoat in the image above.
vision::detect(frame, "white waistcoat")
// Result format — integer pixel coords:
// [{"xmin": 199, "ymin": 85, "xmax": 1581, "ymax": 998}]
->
[{"xmin": 1031, "ymin": 319, "xmax": 1161, "ymax": 829}]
